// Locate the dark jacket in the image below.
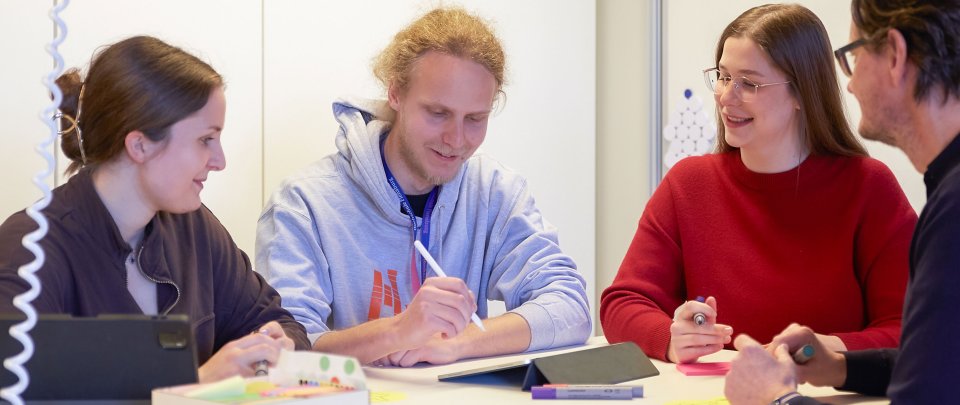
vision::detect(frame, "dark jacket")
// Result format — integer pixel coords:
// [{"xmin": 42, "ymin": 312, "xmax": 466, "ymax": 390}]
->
[
  {"xmin": 0, "ymin": 168, "xmax": 310, "ymax": 364},
  {"xmin": 885, "ymin": 131, "xmax": 960, "ymax": 402},
  {"xmin": 801, "ymin": 133, "xmax": 960, "ymax": 403}
]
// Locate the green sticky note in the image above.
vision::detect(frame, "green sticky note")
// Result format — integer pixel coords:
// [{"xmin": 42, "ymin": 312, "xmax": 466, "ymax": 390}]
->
[{"xmin": 185, "ymin": 375, "xmax": 246, "ymax": 400}]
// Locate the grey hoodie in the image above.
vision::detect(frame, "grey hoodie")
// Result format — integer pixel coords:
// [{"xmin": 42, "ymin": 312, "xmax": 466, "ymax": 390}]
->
[{"xmin": 255, "ymin": 98, "xmax": 591, "ymax": 351}]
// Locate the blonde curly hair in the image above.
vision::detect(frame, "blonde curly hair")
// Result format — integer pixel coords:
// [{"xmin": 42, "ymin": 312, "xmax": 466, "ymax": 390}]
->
[{"xmin": 373, "ymin": 6, "xmax": 505, "ymax": 97}]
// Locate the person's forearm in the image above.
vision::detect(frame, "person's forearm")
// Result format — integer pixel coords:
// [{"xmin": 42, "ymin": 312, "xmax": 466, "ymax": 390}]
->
[
  {"xmin": 312, "ymin": 317, "xmax": 404, "ymax": 364},
  {"xmin": 817, "ymin": 333, "xmax": 847, "ymax": 352},
  {"xmin": 452, "ymin": 312, "xmax": 532, "ymax": 360},
  {"xmin": 830, "ymin": 321, "xmax": 901, "ymax": 351}
]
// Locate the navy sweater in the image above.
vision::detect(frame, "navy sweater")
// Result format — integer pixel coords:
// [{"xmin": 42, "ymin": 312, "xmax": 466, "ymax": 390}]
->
[{"xmin": 800, "ymin": 133, "xmax": 960, "ymax": 403}]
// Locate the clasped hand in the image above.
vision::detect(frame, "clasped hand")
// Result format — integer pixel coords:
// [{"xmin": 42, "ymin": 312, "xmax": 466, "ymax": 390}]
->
[
  {"xmin": 198, "ymin": 321, "xmax": 294, "ymax": 383},
  {"xmin": 724, "ymin": 324, "xmax": 849, "ymax": 405}
]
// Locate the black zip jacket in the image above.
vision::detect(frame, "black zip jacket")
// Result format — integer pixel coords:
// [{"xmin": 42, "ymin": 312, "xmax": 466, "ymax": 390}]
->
[{"xmin": 0, "ymin": 168, "xmax": 310, "ymax": 364}]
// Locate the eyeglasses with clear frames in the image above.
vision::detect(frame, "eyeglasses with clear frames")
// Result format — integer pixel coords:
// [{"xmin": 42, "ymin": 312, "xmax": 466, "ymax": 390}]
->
[
  {"xmin": 834, "ymin": 38, "xmax": 866, "ymax": 77},
  {"xmin": 702, "ymin": 67, "xmax": 791, "ymax": 102}
]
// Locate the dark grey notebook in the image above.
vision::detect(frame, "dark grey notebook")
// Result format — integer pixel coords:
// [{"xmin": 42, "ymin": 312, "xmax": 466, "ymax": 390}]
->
[
  {"xmin": 0, "ymin": 314, "xmax": 197, "ymax": 401},
  {"xmin": 438, "ymin": 342, "xmax": 660, "ymax": 390}
]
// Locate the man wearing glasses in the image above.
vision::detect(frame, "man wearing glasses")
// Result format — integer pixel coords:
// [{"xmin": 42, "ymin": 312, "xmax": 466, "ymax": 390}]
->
[{"xmin": 725, "ymin": 0, "xmax": 960, "ymax": 403}]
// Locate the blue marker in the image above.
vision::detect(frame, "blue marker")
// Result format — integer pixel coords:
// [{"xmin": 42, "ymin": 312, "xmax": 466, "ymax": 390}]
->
[
  {"xmin": 792, "ymin": 344, "xmax": 815, "ymax": 364},
  {"xmin": 693, "ymin": 296, "xmax": 706, "ymax": 326}
]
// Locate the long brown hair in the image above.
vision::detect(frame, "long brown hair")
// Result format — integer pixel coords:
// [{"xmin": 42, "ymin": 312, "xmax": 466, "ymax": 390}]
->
[
  {"xmin": 713, "ymin": 4, "xmax": 867, "ymax": 157},
  {"xmin": 56, "ymin": 35, "xmax": 223, "ymax": 174}
]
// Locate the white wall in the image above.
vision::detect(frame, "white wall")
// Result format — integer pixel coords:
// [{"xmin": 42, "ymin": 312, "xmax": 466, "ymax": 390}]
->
[
  {"xmin": 663, "ymin": 0, "xmax": 925, "ymax": 212},
  {"xmin": 0, "ymin": 2, "xmax": 54, "ymax": 220},
  {"xmin": 1, "ymin": 1, "xmax": 597, "ymax": 324},
  {"xmin": 596, "ymin": 0, "xmax": 653, "ymax": 333}
]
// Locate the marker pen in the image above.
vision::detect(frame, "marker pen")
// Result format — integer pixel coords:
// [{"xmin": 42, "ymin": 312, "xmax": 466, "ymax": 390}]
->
[
  {"xmin": 255, "ymin": 360, "xmax": 269, "ymax": 376},
  {"xmin": 531, "ymin": 385, "xmax": 644, "ymax": 400},
  {"xmin": 254, "ymin": 328, "xmax": 269, "ymax": 376},
  {"xmin": 792, "ymin": 344, "xmax": 815, "ymax": 364},
  {"xmin": 693, "ymin": 296, "xmax": 706, "ymax": 326}
]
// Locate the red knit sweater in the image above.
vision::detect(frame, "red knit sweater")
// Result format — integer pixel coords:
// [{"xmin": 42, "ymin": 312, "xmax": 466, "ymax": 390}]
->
[{"xmin": 600, "ymin": 151, "xmax": 916, "ymax": 361}]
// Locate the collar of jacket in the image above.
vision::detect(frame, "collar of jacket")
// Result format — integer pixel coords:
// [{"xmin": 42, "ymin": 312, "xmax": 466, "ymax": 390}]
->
[{"xmin": 63, "ymin": 167, "xmax": 173, "ymax": 283}]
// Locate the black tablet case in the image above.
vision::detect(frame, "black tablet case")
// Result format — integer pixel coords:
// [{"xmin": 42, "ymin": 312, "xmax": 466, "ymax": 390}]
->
[
  {"xmin": 0, "ymin": 314, "xmax": 198, "ymax": 400},
  {"xmin": 439, "ymin": 342, "xmax": 660, "ymax": 390}
]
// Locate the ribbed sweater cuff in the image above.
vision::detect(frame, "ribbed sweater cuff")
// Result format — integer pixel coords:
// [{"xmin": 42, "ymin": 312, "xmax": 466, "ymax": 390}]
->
[{"xmin": 512, "ymin": 303, "xmax": 557, "ymax": 351}]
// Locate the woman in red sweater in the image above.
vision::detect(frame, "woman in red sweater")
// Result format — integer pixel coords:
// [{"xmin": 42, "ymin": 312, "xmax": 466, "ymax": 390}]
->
[{"xmin": 599, "ymin": 4, "xmax": 917, "ymax": 363}]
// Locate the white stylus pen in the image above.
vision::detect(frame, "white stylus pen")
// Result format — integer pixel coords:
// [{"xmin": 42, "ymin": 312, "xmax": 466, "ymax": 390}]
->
[{"xmin": 413, "ymin": 240, "xmax": 486, "ymax": 332}]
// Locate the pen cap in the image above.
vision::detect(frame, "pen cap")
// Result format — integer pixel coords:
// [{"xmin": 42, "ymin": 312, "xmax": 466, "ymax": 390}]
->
[
  {"xmin": 693, "ymin": 313, "xmax": 707, "ymax": 325},
  {"xmin": 792, "ymin": 344, "xmax": 815, "ymax": 364},
  {"xmin": 531, "ymin": 387, "xmax": 558, "ymax": 399}
]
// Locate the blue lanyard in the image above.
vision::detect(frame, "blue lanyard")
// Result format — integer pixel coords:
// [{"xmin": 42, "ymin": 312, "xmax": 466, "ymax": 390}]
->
[{"xmin": 380, "ymin": 140, "xmax": 440, "ymax": 284}]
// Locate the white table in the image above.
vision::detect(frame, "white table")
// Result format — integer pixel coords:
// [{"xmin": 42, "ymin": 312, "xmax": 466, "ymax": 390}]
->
[{"xmin": 363, "ymin": 336, "xmax": 889, "ymax": 404}]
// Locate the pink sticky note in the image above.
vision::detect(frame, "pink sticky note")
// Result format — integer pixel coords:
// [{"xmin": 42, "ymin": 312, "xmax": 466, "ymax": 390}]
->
[{"xmin": 676, "ymin": 362, "xmax": 731, "ymax": 376}]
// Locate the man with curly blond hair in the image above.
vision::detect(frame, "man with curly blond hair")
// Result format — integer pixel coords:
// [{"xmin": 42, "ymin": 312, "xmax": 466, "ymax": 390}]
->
[{"xmin": 256, "ymin": 7, "xmax": 590, "ymax": 367}]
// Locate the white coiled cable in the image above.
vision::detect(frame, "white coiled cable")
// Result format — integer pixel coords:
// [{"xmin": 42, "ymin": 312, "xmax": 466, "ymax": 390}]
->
[{"xmin": 0, "ymin": 1, "xmax": 70, "ymax": 404}]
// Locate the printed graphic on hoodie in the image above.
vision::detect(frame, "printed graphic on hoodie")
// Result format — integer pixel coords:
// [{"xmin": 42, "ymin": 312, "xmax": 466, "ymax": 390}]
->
[{"xmin": 368, "ymin": 269, "xmax": 403, "ymax": 320}]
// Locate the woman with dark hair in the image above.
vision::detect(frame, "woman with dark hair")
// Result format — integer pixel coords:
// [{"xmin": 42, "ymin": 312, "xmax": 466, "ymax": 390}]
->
[
  {"xmin": 0, "ymin": 35, "xmax": 309, "ymax": 382},
  {"xmin": 601, "ymin": 4, "xmax": 916, "ymax": 364}
]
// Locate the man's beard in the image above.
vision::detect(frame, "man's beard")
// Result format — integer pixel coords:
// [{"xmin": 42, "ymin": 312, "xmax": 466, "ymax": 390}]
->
[
  {"xmin": 859, "ymin": 124, "xmax": 899, "ymax": 147},
  {"xmin": 858, "ymin": 99, "xmax": 908, "ymax": 148},
  {"xmin": 396, "ymin": 128, "xmax": 458, "ymax": 187}
]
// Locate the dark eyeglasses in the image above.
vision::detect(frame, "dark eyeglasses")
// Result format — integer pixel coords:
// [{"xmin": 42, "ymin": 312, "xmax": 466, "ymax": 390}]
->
[{"xmin": 834, "ymin": 38, "xmax": 867, "ymax": 77}]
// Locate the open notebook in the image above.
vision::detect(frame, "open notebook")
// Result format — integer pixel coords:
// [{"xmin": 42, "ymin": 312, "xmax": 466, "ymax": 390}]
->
[{"xmin": 0, "ymin": 314, "xmax": 198, "ymax": 400}]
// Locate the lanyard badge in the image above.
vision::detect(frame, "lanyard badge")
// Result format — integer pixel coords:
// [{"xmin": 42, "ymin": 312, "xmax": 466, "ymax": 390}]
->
[{"xmin": 380, "ymin": 139, "xmax": 439, "ymax": 295}]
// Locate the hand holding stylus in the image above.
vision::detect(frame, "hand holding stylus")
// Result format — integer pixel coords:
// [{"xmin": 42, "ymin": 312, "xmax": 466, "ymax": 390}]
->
[{"xmin": 413, "ymin": 241, "xmax": 486, "ymax": 332}]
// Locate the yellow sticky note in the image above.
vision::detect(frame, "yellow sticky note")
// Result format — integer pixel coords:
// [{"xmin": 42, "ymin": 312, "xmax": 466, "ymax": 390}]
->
[
  {"xmin": 371, "ymin": 391, "xmax": 408, "ymax": 403},
  {"xmin": 245, "ymin": 380, "xmax": 276, "ymax": 394}
]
